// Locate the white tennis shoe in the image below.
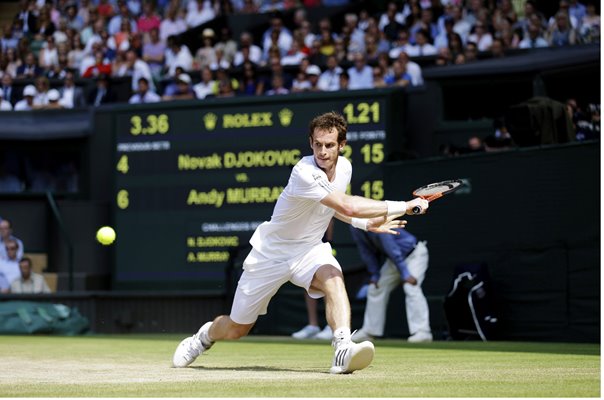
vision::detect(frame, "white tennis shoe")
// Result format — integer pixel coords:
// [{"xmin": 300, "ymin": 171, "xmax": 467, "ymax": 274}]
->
[
  {"xmin": 330, "ymin": 338, "xmax": 375, "ymax": 374},
  {"xmin": 172, "ymin": 322, "xmax": 214, "ymax": 367}
]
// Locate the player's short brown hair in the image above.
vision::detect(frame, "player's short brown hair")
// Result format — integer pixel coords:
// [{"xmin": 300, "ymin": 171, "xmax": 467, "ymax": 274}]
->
[{"xmin": 308, "ymin": 111, "xmax": 348, "ymax": 144}]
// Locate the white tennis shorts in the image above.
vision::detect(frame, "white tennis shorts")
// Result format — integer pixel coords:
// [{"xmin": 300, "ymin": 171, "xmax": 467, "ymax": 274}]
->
[{"xmin": 229, "ymin": 242, "xmax": 341, "ymax": 324}]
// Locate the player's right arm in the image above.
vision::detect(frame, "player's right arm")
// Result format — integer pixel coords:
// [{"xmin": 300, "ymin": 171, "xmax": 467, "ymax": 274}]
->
[{"xmin": 320, "ymin": 190, "xmax": 428, "ymax": 218}]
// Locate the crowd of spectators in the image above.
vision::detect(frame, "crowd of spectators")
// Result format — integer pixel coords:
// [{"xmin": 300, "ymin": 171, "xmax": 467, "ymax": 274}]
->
[{"xmin": 0, "ymin": 0, "xmax": 599, "ymax": 110}]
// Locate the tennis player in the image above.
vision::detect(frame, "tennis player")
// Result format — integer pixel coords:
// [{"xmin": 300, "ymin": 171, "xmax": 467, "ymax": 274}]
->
[{"xmin": 173, "ymin": 111, "xmax": 429, "ymax": 374}]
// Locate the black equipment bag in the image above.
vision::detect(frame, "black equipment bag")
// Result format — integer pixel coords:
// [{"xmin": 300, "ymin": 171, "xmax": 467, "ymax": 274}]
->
[{"xmin": 443, "ymin": 263, "xmax": 498, "ymax": 341}]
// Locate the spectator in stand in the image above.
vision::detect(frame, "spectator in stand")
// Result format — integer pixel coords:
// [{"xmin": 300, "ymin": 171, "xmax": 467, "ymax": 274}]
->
[
  {"xmin": 142, "ymin": 27, "xmax": 165, "ymax": 79},
  {"xmin": 381, "ymin": 2, "xmax": 405, "ymax": 42},
  {"xmin": 35, "ymin": 8, "xmax": 56, "ymax": 40},
  {"xmin": 160, "ymin": 5, "xmax": 187, "ymax": 43},
  {"xmin": 116, "ymin": 49, "xmax": 154, "ymax": 92},
  {"xmin": 237, "ymin": 61, "xmax": 263, "ymax": 96},
  {"xmin": 281, "ymin": 39, "xmax": 307, "ymax": 66},
  {"xmin": 347, "ymin": 52, "xmax": 373, "ymax": 90},
  {"xmin": 162, "ymin": 73, "xmax": 195, "ymax": 101},
  {"xmin": 464, "ymin": 41, "xmax": 479, "ymax": 61},
  {"xmin": 10, "ymin": 257, "xmax": 51, "ymax": 294},
  {"xmin": 305, "ymin": 64, "xmax": 322, "ymax": 92},
  {"xmin": 338, "ymin": 71, "xmax": 350, "ymax": 90},
  {"xmin": 1, "ymin": 74, "xmax": 17, "ymax": 106},
  {"xmin": 568, "ymin": 0, "xmax": 588, "ymax": 25},
  {"xmin": 0, "ymin": 272, "xmax": 9, "ymax": 293},
  {"xmin": 233, "ymin": 32, "xmax": 263, "ymax": 66},
  {"xmin": 317, "ymin": 55, "xmax": 341, "ymax": 92},
  {"xmin": 515, "ymin": 1, "xmax": 547, "ymax": 38},
  {"xmin": 41, "ymin": 88, "xmax": 63, "ymax": 109},
  {"xmin": 262, "ymin": 14, "xmax": 293, "ymax": 58},
  {"xmin": 129, "ymin": 76, "xmax": 161, "ymax": 103},
  {"xmin": 343, "ymin": 13, "xmax": 365, "ymax": 55},
  {"xmin": 215, "ymin": 27, "xmax": 237, "ymax": 66},
  {"xmin": 65, "ymin": 3, "xmax": 85, "ymax": 32},
  {"xmin": 364, "ymin": 34, "xmax": 381, "ymax": 63},
  {"xmin": 33, "ymin": 76, "xmax": 50, "ymax": 107},
  {"xmin": 194, "ymin": 66, "xmax": 217, "ymax": 98},
  {"xmin": 97, "ymin": 0, "xmax": 116, "ymax": 19},
  {"xmin": 291, "ymin": 67, "xmax": 311, "ymax": 93},
  {"xmin": 15, "ymin": 0, "xmax": 38, "ymax": 35},
  {"xmin": 265, "ymin": 74, "xmax": 289, "ymax": 95},
  {"xmin": 1, "ymin": 22, "xmax": 19, "ymax": 52},
  {"xmin": 87, "ymin": 74, "xmax": 116, "ymax": 106},
  {"xmin": 14, "ymin": 84, "xmax": 36, "ymax": 111},
  {"xmin": 434, "ymin": 16, "xmax": 455, "ymax": 51},
  {"xmin": 165, "ymin": 37, "xmax": 193, "ymax": 77},
  {"xmin": 547, "ymin": 11, "xmax": 578, "ymax": 46},
  {"xmin": 410, "ymin": 8, "xmax": 439, "ymax": 45},
  {"xmin": 194, "ymin": 28, "xmax": 217, "ymax": 70},
  {"xmin": 468, "ymin": 21, "xmax": 494, "ymax": 52},
  {"xmin": 186, "ymin": 0, "xmax": 217, "ymax": 29},
  {"xmin": 0, "ymin": 89, "xmax": 12, "ymax": 111},
  {"xmin": 414, "ymin": 28, "xmax": 438, "ymax": 56},
  {"xmin": 209, "ymin": 46, "xmax": 231, "ymax": 70},
  {"xmin": 518, "ymin": 23, "xmax": 549, "ymax": 48},
  {"xmin": 451, "ymin": 5, "xmax": 472, "ymax": 44},
  {"xmin": 4, "ymin": 47, "xmax": 21, "ymax": 79},
  {"xmin": 239, "ymin": 0, "xmax": 259, "ymax": 14},
  {"xmin": 384, "ymin": 60, "xmax": 411, "ymax": 87},
  {"xmin": 397, "ymin": 51, "xmax": 423, "ymax": 86},
  {"xmin": 0, "ymin": 239, "xmax": 22, "ymax": 284},
  {"xmin": 264, "ymin": 56, "xmax": 292, "ymax": 90},
  {"xmin": 215, "ymin": 77, "xmax": 236, "ymax": 97},
  {"xmin": 137, "ymin": 1, "xmax": 162, "ymax": 37},
  {"xmin": 372, "ymin": 65, "xmax": 388, "ymax": 88},
  {"xmin": 108, "ymin": 2, "xmax": 137, "ymax": 36},
  {"xmin": 113, "ymin": 18, "xmax": 134, "ymax": 53},
  {"xmin": 579, "ymin": 1, "xmax": 600, "ymax": 43},
  {"xmin": 0, "ymin": 219, "xmax": 24, "ymax": 261},
  {"xmin": 58, "ymin": 71, "xmax": 86, "ymax": 109},
  {"xmin": 16, "ymin": 52, "xmax": 43, "ymax": 79},
  {"xmin": 67, "ymin": 36, "xmax": 85, "ymax": 72},
  {"xmin": 490, "ymin": 37, "xmax": 507, "ymax": 58},
  {"xmin": 389, "ymin": 29, "xmax": 417, "ymax": 59},
  {"xmin": 82, "ymin": 50, "xmax": 112, "ymax": 78}
]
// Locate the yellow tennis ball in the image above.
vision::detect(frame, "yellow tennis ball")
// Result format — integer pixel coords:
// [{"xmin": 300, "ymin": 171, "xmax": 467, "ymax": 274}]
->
[{"xmin": 96, "ymin": 226, "xmax": 116, "ymax": 245}]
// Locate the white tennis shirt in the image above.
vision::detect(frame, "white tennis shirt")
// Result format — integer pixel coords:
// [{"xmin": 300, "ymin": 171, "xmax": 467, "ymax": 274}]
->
[{"xmin": 249, "ymin": 155, "xmax": 352, "ymax": 260}]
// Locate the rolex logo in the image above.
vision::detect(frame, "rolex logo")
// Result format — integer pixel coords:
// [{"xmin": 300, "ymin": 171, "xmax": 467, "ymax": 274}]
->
[
  {"xmin": 203, "ymin": 112, "xmax": 218, "ymax": 131},
  {"xmin": 278, "ymin": 108, "xmax": 293, "ymax": 127}
]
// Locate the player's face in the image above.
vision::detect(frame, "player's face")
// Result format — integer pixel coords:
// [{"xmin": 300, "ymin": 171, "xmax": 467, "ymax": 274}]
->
[{"xmin": 310, "ymin": 127, "xmax": 344, "ymax": 174}]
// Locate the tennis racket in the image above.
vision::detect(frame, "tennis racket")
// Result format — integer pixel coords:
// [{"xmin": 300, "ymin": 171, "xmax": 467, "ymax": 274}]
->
[{"xmin": 412, "ymin": 179, "xmax": 464, "ymax": 214}]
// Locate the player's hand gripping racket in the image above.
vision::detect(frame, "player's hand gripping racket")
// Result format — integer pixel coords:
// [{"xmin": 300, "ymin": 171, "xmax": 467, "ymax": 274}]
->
[{"xmin": 412, "ymin": 179, "xmax": 464, "ymax": 214}]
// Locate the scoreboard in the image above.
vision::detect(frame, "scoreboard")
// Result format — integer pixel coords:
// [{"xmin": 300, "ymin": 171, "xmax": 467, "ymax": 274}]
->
[{"xmin": 112, "ymin": 89, "xmax": 405, "ymax": 291}]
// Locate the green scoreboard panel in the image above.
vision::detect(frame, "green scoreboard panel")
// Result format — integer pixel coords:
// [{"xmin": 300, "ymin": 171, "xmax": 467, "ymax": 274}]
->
[{"xmin": 112, "ymin": 89, "xmax": 404, "ymax": 290}]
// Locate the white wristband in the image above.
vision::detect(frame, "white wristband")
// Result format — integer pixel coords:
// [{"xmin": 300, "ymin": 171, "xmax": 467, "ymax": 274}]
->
[
  {"xmin": 386, "ymin": 200, "xmax": 407, "ymax": 216},
  {"xmin": 351, "ymin": 217, "xmax": 368, "ymax": 231}
]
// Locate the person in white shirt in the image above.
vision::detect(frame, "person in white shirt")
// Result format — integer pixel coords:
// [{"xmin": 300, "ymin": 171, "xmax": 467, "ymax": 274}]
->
[
  {"xmin": 317, "ymin": 55, "xmax": 342, "ymax": 92},
  {"xmin": 14, "ymin": 85, "xmax": 36, "ymax": 111},
  {"xmin": 347, "ymin": 53, "xmax": 373, "ymax": 90},
  {"xmin": 0, "ymin": 89, "xmax": 13, "ymax": 111},
  {"xmin": 233, "ymin": 32, "xmax": 263, "ymax": 66},
  {"xmin": 10, "ymin": 257, "xmax": 51, "ymax": 294},
  {"xmin": 172, "ymin": 112, "xmax": 429, "ymax": 374},
  {"xmin": 160, "ymin": 6, "xmax": 187, "ymax": 43},
  {"xmin": 129, "ymin": 77, "xmax": 161, "ymax": 104},
  {"xmin": 0, "ymin": 219, "xmax": 24, "ymax": 261},
  {"xmin": 397, "ymin": 52, "xmax": 424, "ymax": 86},
  {"xmin": 0, "ymin": 239, "xmax": 22, "ymax": 284},
  {"xmin": 192, "ymin": 66, "xmax": 215, "ymax": 99}
]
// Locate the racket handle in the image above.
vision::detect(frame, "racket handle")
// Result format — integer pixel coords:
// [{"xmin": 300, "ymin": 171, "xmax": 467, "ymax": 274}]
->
[{"xmin": 412, "ymin": 205, "xmax": 422, "ymax": 214}]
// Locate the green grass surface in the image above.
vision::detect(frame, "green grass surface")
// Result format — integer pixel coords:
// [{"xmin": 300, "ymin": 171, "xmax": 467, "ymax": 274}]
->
[{"xmin": 0, "ymin": 334, "xmax": 599, "ymax": 397}]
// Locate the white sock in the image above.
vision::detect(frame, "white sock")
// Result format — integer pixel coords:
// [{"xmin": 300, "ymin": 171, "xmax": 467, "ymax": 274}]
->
[
  {"xmin": 198, "ymin": 321, "xmax": 214, "ymax": 346},
  {"xmin": 333, "ymin": 327, "xmax": 351, "ymax": 340}
]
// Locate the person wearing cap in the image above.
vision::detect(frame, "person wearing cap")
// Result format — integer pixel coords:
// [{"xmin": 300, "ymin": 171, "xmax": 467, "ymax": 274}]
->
[
  {"xmin": 162, "ymin": 73, "xmax": 195, "ymax": 101},
  {"xmin": 129, "ymin": 77, "xmax": 161, "ymax": 104},
  {"xmin": 305, "ymin": 64, "xmax": 322, "ymax": 92},
  {"xmin": 194, "ymin": 28, "xmax": 217, "ymax": 70},
  {"xmin": 0, "ymin": 89, "xmax": 13, "ymax": 111},
  {"xmin": 42, "ymin": 89, "xmax": 63, "ymax": 109},
  {"xmin": 14, "ymin": 85, "xmax": 37, "ymax": 111}
]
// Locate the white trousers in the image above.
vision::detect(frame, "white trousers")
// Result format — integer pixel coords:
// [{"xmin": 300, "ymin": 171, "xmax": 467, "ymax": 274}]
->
[{"xmin": 361, "ymin": 241, "xmax": 431, "ymax": 336}]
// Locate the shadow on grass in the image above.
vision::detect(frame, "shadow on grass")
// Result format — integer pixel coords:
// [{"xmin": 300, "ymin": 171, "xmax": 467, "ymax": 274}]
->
[{"xmin": 190, "ymin": 365, "xmax": 326, "ymax": 374}]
